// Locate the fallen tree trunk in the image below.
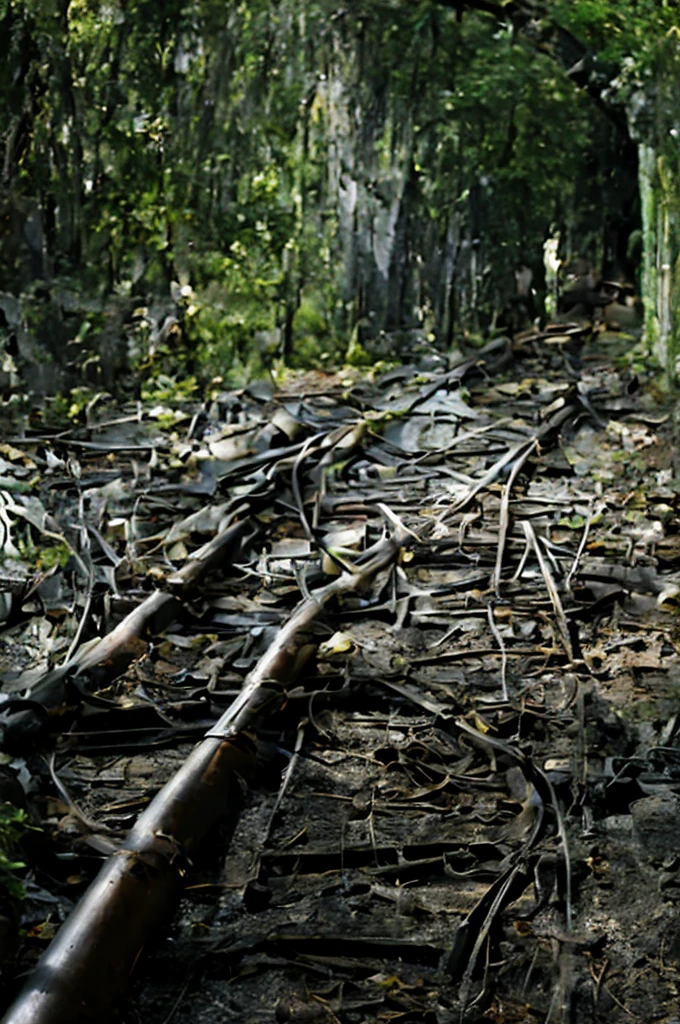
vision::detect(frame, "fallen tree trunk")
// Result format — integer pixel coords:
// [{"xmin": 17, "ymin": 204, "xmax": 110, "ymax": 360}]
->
[{"xmin": 0, "ymin": 526, "xmax": 409, "ymax": 1024}]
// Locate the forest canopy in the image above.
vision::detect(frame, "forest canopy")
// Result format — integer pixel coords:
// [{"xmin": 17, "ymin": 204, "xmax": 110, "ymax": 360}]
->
[{"xmin": 1, "ymin": 0, "xmax": 679, "ymax": 392}]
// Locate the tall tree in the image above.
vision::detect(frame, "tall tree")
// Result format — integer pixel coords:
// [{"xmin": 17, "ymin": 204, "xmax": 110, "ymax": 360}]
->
[{"xmin": 0, "ymin": 0, "xmax": 677, "ymax": 380}]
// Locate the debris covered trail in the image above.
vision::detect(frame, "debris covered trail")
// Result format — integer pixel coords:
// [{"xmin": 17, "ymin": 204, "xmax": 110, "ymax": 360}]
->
[{"xmin": 2, "ymin": 326, "xmax": 680, "ymax": 1023}]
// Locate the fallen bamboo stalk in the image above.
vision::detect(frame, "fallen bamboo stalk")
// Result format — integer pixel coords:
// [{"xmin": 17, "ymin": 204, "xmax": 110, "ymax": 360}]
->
[
  {"xmin": 0, "ymin": 517, "xmax": 256, "ymax": 751},
  {"xmin": 0, "ymin": 526, "xmax": 409, "ymax": 1024},
  {"xmin": 521, "ymin": 519, "xmax": 574, "ymax": 662},
  {"xmin": 444, "ymin": 401, "xmax": 576, "ymax": 519},
  {"xmin": 490, "ymin": 439, "xmax": 538, "ymax": 593}
]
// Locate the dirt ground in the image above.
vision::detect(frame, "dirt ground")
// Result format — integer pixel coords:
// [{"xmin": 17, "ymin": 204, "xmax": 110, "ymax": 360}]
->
[{"xmin": 3, "ymin": 324, "xmax": 680, "ymax": 1024}]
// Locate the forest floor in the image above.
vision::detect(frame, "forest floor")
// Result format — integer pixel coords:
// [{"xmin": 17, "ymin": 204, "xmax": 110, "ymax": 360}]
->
[{"xmin": 2, "ymin": 320, "xmax": 680, "ymax": 1024}]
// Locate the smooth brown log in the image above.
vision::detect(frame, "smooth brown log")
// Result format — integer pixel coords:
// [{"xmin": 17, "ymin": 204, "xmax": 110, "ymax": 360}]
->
[{"xmin": 0, "ymin": 527, "xmax": 408, "ymax": 1024}]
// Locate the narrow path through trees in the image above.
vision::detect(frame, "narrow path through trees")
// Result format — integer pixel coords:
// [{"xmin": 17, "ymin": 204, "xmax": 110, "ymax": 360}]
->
[{"xmin": 1, "ymin": 324, "xmax": 679, "ymax": 1022}]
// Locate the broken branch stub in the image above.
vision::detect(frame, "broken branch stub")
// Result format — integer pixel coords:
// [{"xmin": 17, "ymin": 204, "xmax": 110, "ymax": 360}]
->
[{"xmin": 0, "ymin": 527, "xmax": 409, "ymax": 1024}]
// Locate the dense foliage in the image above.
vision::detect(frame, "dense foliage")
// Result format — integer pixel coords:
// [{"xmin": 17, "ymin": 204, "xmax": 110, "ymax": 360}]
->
[{"xmin": 0, "ymin": 0, "xmax": 678, "ymax": 386}]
